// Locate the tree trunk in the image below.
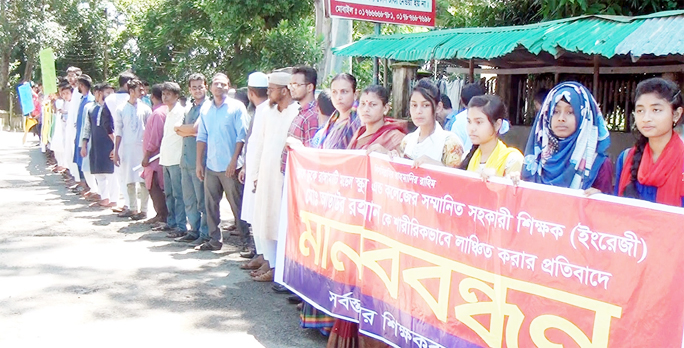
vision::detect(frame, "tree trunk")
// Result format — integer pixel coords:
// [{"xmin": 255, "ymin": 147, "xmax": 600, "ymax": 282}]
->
[
  {"xmin": 23, "ymin": 51, "xmax": 35, "ymax": 83},
  {"xmin": 0, "ymin": 49, "xmax": 11, "ymax": 111}
]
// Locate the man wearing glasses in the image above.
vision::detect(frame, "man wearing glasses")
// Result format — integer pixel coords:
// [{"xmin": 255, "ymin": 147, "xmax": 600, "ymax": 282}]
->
[
  {"xmin": 175, "ymin": 73, "xmax": 210, "ymax": 247},
  {"xmin": 280, "ymin": 67, "xmax": 320, "ymax": 172}
]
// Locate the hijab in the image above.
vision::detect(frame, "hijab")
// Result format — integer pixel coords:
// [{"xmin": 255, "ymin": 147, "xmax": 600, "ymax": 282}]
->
[{"xmin": 522, "ymin": 81, "xmax": 610, "ymax": 189}]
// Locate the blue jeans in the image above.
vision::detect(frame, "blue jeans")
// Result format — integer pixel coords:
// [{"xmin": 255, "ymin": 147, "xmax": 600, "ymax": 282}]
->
[
  {"xmin": 181, "ymin": 165, "xmax": 208, "ymax": 240},
  {"xmin": 163, "ymin": 165, "xmax": 186, "ymax": 231}
]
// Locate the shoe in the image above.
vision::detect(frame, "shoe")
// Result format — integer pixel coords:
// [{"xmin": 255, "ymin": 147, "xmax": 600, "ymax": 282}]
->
[
  {"xmin": 239, "ymin": 247, "xmax": 256, "ymax": 259},
  {"xmin": 176, "ymin": 233, "xmax": 198, "ymax": 243},
  {"xmin": 130, "ymin": 212, "xmax": 147, "ymax": 221},
  {"xmin": 287, "ymin": 295, "xmax": 302, "ymax": 305},
  {"xmin": 194, "ymin": 242, "xmax": 221, "ymax": 251},
  {"xmin": 272, "ymin": 283, "xmax": 292, "ymax": 294},
  {"xmin": 117, "ymin": 209, "xmax": 134, "ymax": 218},
  {"xmin": 187, "ymin": 237, "xmax": 208, "ymax": 247}
]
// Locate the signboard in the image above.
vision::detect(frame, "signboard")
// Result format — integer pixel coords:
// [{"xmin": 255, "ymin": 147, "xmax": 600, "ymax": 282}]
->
[
  {"xmin": 17, "ymin": 82, "xmax": 35, "ymax": 116},
  {"xmin": 328, "ymin": 0, "xmax": 436, "ymax": 27},
  {"xmin": 277, "ymin": 147, "xmax": 684, "ymax": 348},
  {"xmin": 39, "ymin": 48, "xmax": 58, "ymax": 96}
]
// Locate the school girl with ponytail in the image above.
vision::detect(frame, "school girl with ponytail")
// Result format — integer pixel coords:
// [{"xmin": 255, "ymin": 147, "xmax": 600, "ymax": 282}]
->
[
  {"xmin": 616, "ymin": 77, "xmax": 684, "ymax": 206},
  {"xmin": 459, "ymin": 94, "xmax": 524, "ymax": 178}
]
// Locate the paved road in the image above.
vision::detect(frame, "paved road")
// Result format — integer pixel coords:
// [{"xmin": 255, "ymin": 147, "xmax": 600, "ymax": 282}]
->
[{"xmin": 0, "ymin": 132, "xmax": 328, "ymax": 347}]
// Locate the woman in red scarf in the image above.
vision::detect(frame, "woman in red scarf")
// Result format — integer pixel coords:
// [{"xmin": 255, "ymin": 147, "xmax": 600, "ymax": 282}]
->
[
  {"xmin": 616, "ymin": 77, "xmax": 684, "ymax": 206},
  {"xmin": 348, "ymin": 85, "xmax": 407, "ymax": 151}
]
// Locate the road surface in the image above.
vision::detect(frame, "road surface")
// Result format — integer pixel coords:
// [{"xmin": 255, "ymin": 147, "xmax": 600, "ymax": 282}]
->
[{"xmin": 0, "ymin": 132, "xmax": 328, "ymax": 347}]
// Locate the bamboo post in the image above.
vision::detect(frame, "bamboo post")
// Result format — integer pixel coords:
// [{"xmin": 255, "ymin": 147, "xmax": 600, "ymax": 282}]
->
[
  {"xmin": 391, "ymin": 62, "xmax": 419, "ymax": 119},
  {"xmin": 593, "ymin": 55, "xmax": 600, "ymax": 97}
]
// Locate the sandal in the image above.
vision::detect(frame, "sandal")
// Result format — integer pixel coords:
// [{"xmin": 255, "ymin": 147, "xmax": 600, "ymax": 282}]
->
[
  {"xmin": 194, "ymin": 242, "xmax": 221, "ymax": 251},
  {"xmin": 152, "ymin": 223, "xmax": 172, "ymax": 231},
  {"xmin": 240, "ymin": 262, "xmax": 262, "ymax": 270},
  {"xmin": 240, "ymin": 254, "xmax": 265, "ymax": 270},
  {"xmin": 250, "ymin": 263, "xmax": 271, "ymax": 277},
  {"xmin": 252, "ymin": 268, "xmax": 274, "ymax": 282}
]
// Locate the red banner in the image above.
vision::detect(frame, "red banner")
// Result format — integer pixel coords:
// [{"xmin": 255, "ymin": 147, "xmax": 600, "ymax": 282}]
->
[
  {"xmin": 277, "ymin": 147, "xmax": 684, "ymax": 348},
  {"xmin": 328, "ymin": 0, "xmax": 436, "ymax": 27}
]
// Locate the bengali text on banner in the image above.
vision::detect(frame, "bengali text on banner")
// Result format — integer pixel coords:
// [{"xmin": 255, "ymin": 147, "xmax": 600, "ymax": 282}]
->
[{"xmin": 275, "ymin": 147, "xmax": 684, "ymax": 348}]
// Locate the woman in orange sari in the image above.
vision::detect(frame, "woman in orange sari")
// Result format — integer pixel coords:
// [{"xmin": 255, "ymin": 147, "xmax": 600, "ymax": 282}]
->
[{"xmin": 327, "ymin": 85, "xmax": 406, "ymax": 348}]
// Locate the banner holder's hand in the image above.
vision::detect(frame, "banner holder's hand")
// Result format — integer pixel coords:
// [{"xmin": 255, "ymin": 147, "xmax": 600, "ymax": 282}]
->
[
  {"xmin": 583, "ymin": 188, "xmax": 601, "ymax": 197},
  {"xmin": 285, "ymin": 137, "xmax": 304, "ymax": 150},
  {"xmin": 506, "ymin": 171, "xmax": 521, "ymax": 195},
  {"xmin": 238, "ymin": 167, "xmax": 245, "ymax": 184},
  {"xmin": 412, "ymin": 155, "xmax": 441, "ymax": 169}
]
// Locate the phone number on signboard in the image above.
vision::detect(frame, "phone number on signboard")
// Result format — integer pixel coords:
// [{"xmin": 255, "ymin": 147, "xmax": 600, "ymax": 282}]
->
[{"xmin": 335, "ymin": 5, "xmax": 432, "ymax": 23}]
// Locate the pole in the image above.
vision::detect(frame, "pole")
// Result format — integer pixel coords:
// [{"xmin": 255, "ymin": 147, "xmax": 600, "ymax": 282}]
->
[
  {"xmin": 593, "ymin": 55, "xmax": 600, "ymax": 97},
  {"xmin": 372, "ymin": 23, "xmax": 381, "ymax": 85}
]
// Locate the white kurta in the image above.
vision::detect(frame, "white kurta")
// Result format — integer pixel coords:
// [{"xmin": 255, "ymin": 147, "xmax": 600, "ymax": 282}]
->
[
  {"xmin": 116, "ymin": 101, "xmax": 151, "ymax": 184},
  {"xmin": 64, "ymin": 88, "xmax": 83, "ymax": 176},
  {"xmin": 51, "ymin": 99, "xmax": 66, "ymax": 167},
  {"xmin": 252, "ymin": 102, "xmax": 299, "ymax": 243},
  {"xmin": 241, "ymin": 100, "xmax": 270, "ymax": 224},
  {"xmin": 105, "ymin": 92, "xmax": 131, "ymax": 204}
]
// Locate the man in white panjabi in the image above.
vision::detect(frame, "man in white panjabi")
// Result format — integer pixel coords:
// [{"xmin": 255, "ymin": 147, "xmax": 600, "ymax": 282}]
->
[
  {"xmin": 239, "ymin": 71, "xmax": 270, "ymax": 225},
  {"xmin": 104, "ymin": 72, "xmax": 137, "ymax": 211},
  {"xmin": 113, "ymin": 79, "xmax": 152, "ymax": 220},
  {"xmin": 249, "ymin": 71, "xmax": 300, "ymax": 282}
]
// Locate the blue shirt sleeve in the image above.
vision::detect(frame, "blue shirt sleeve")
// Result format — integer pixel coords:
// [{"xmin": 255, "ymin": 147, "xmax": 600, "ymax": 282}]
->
[
  {"xmin": 234, "ymin": 103, "xmax": 247, "ymax": 144},
  {"xmin": 196, "ymin": 106, "xmax": 208, "ymax": 143}
]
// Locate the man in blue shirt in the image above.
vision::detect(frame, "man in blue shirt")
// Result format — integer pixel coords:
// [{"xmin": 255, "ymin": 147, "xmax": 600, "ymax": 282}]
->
[{"xmin": 195, "ymin": 73, "xmax": 252, "ymax": 256}]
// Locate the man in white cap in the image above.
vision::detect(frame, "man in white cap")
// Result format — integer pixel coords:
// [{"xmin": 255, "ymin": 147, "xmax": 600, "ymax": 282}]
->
[
  {"xmin": 239, "ymin": 72, "xmax": 269, "ymax": 225},
  {"xmin": 195, "ymin": 73, "xmax": 252, "ymax": 255},
  {"xmin": 236, "ymin": 71, "xmax": 270, "ymax": 270},
  {"xmin": 247, "ymin": 71, "xmax": 300, "ymax": 282}
]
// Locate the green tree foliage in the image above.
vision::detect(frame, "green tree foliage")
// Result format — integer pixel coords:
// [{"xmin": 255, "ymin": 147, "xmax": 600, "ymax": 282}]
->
[
  {"xmin": 539, "ymin": 0, "xmax": 683, "ymax": 19},
  {"xmin": 437, "ymin": 0, "xmax": 542, "ymax": 28},
  {"xmin": 0, "ymin": 0, "xmax": 72, "ymax": 109},
  {"xmin": 118, "ymin": 0, "xmax": 322, "ymax": 87}
]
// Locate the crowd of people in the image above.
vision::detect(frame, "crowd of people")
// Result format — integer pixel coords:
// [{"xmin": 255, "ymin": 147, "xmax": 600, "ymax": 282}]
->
[{"xmin": 29, "ymin": 63, "xmax": 684, "ymax": 347}]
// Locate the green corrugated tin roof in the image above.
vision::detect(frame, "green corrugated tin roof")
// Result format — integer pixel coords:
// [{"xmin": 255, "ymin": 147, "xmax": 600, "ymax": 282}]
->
[{"xmin": 333, "ymin": 10, "xmax": 684, "ymax": 61}]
